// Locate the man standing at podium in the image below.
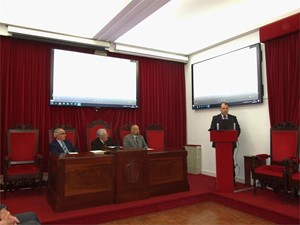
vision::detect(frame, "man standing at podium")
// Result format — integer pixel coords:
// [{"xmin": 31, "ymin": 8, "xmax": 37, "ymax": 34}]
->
[{"xmin": 209, "ymin": 102, "xmax": 241, "ymax": 185}]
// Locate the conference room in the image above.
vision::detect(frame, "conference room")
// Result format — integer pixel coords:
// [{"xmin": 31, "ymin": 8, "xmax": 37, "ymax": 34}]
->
[{"xmin": 0, "ymin": 1, "xmax": 299, "ymax": 224}]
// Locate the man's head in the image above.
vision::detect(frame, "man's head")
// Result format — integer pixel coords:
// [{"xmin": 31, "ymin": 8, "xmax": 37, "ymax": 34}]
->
[
  {"xmin": 97, "ymin": 128, "xmax": 108, "ymax": 141},
  {"xmin": 130, "ymin": 124, "xmax": 140, "ymax": 135},
  {"xmin": 220, "ymin": 102, "xmax": 229, "ymax": 115},
  {"xmin": 54, "ymin": 128, "xmax": 66, "ymax": 141}
]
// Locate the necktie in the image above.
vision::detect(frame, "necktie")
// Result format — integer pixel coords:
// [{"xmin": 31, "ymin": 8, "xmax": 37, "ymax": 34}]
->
[
  {"xmin": 61, "ymin": 141, "xmax": 69, "ymax": 153},
  {"xmin": 135, "ymin": 136, "xmax": 139, "ymax": 146},
  {"xmin": 223, "ymin": 115, "xmax": 227, "ymax": 120}
]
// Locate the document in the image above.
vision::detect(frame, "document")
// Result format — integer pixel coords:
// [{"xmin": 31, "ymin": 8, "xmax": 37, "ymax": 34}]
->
[{"xmin": 90, "ymin": 150, "xmax": 106, "ymax": 154}]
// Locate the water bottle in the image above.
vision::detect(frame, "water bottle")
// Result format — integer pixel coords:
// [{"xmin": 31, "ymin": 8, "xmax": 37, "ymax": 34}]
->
[
  {"xmin": 216, "ymin": 123, "xmax": 219, "ymax": 130},
  {"xmin": 233, "ymin": 123, "xmax": 236, "ymax": 130}
]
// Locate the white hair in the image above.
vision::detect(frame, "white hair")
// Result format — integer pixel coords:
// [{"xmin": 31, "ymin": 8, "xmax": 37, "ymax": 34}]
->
[
  {"xmin": 97, "ymin": 128, "xmax": 107, "ymax": 137},
  {"xmin": 53, "ymin": 128, "xmax": 62, "ymax": 138}
]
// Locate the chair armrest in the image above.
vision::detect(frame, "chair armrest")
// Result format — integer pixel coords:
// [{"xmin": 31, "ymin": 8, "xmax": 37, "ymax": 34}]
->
[
  {"xmin": 35, "ymin": 154, "xmax": 43, "ymax": 167},
  {"xmin": 255, "ymin": 154, "xmax": 270, "ymax": 160},
  {"xmin": 3, "ymin": 156, "xmax": 11, "ymax": 180},
  {"xmin": 35, "ymin": 154, "xmax": 43, "ymax": 159},
  {"xmin": 283, "ymin": 158, "xmax": 299, "ymax": 173},
  {"xmin": 252, "ymin": 154, "xmax": 270, "ymax": 168},
  {"xmin": 4, "ymin": 155, "xmax": 11, "ymax": 167}
]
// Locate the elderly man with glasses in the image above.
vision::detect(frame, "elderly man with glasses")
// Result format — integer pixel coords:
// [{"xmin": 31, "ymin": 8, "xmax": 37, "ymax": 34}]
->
[{"xmin": 49, "ymin": 128, "xmax": 78, "ymax": 154}]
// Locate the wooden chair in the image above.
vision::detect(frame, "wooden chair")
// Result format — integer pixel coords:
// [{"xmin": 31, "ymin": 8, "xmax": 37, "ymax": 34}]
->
[
  {"xmin": 286, "ymin": 158, "xmax": 300, "ymax": 204},
  {"xmin": 3, "ymin": 125, "xmax": 43, "ymax": 198},
  {"xmin": 145, "ymin": 124, "xmax": 165, "ymax": 150},
  {"xmin": 120, "ymin": 124, "xmax": 131, "ymax": 146},
  {"xmin": 252, "ymin": 123, "xmax": 299, "ymax": 200},
  {"xmin": 49, "ymin": 124, "xmax": 77, "ymax": 146},
  {"xmin": 87, "ymin": 120, "xmax": 112, "ymax": 150}
]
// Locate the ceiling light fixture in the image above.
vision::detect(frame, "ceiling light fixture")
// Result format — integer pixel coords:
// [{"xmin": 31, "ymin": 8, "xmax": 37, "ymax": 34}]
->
[
  {"xmin": 7, "ymin": 25, "xmax": 110, "ymax": 48},
  {"xmin": 109, "ymin": 43, "xmax": 188, "ymax": 63}
]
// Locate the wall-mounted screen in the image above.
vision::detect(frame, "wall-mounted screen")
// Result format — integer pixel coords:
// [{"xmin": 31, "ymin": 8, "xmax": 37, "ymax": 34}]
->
[
  {"xmin": 192, "ymin": 43, "xmax": 263, "ymax": 109},
  {"xmin": 50, "ymin": 49, "xmax": 139, "ymax": 108}
]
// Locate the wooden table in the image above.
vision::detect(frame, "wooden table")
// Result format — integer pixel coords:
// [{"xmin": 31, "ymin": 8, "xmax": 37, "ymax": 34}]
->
[{"xmin": 47, "ymin": 149, "xmax": 189, "ymax": 212}]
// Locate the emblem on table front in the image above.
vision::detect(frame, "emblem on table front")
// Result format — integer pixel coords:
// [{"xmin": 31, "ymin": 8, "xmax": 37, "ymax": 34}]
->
[{"xmin": 125, "ymin": 160, "xmax": 141, "ymax": 183}]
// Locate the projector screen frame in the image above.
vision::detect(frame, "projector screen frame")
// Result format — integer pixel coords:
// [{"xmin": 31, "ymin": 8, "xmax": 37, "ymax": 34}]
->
[
  {"xmin": 191, "ymin": 43, "xmax": 263, "ymax": 110},
  {"xmin": 49, "ymin": 49, "xmax": 139, "ymax": 109}
]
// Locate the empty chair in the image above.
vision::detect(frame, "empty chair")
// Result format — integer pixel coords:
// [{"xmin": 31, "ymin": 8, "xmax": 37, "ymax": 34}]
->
[
  {"xmin": 286, "ymin": 158, "xmax": 300, "ymax": 204},
  {"xmin": 252, "ymin": 123, "xmax": 299, "ymax": 200},
  {"xmin": 3, "ymin": 125, "xmax": 43, "ymax": 197},
  {"xmin": 145, "ymin": 124, "xmax": 165, "ymax": 150}
]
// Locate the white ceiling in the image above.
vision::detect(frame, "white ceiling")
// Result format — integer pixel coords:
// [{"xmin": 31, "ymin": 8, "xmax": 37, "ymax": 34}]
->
[{"xmin": 0, "ymin": 0, "xmax": 299, "ymax": 56}]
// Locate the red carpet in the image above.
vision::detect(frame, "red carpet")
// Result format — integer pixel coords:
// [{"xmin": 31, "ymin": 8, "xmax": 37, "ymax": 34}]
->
[{"xmin": 1, "ymin": 174, "xmax": 299, "ymax": 224}]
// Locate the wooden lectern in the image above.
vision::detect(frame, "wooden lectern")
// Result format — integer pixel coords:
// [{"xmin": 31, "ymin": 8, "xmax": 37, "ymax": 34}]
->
[{"xmin": 210, "ymin": 130, "xmax": 238, "ymax": 193}]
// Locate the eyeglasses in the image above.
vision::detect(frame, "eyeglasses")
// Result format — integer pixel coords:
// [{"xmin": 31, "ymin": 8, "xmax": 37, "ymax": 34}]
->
[{"xmin": 59, "ymin": 132, "xmax": 66, "ymax": 135}]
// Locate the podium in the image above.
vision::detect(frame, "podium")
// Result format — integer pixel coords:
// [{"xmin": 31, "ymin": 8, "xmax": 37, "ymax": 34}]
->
[{"xmin": 210, "ymin": 130, "xmax": 238, "ymax": 192}]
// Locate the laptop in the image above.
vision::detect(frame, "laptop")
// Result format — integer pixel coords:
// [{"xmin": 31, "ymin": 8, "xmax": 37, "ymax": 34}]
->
[{"xmin": 219, "ymin": 119, "xmax": 235, "ymax": 130}]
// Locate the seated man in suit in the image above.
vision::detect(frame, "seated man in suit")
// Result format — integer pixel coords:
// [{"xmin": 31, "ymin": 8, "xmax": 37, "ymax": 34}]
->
[
  {"xmin": 91, "ymin": 128, "xmax": 116, "ymax": 150},
  {"xmin": 49, "ymin": 128, "xmax": 78, "ymax": 154},
  {"xmin": 0, "ymin": 203, "xmax": 41, "ymax": 225},
  {"xmin": 123, "ymin": 124, "xmax": 148, "ymax": 149}
]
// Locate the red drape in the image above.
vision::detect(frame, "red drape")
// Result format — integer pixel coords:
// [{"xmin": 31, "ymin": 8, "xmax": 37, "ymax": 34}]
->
[
  {"xmin": 263, "ymin": 31, "xmax": 300, "ymax": 126},
  {"xmin": 0, "ymin": 36, "xmax": 186, "ymax": 171}
]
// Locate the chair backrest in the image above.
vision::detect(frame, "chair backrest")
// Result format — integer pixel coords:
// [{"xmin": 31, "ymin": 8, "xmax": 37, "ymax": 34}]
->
[
  {"xmin": 146, "ymin": 124, "xmax": 165, "ymax": 150},
  {"xmin": 87, "ymin": 120, "xmax": 112, "ymax": 150},
  {"xmin": 120, "ymin": 124, "xmax": 131, "ymax": 145},
  {"xmin": 7, "ymin": 126, "xmax": 39, "ymax": 163},
  {"xmin": 49, "ymin": 125, "xmax": 77, "ymax": 146},
  {"xmin": 271, "ymin": 125, "xmax": 299, "ymax": 164}
]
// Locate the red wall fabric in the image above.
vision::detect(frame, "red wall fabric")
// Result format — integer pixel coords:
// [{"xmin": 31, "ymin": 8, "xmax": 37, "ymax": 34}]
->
[
  {"xmin": 259, "ymin": 13, "xmax": 300, "ymax": 42},
  {"xmin": 263, "ymin": 31, "xmax": 299, "ymax": 127},
  {"xmin": 259, "ymin": 13, "xmax": 299, "ymax": 127},
  {"xmin": 0, "ymin": 36, "xmax": 186, "ymax": 171}
]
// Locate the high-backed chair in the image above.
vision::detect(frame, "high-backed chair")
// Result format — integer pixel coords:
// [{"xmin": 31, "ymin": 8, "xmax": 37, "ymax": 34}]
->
[
  {"xmin": 252, "ymin": 123, "xmax": 299, "ymax": 199},
  {"xmin": 286, "ymin": 158, "xmax": 300, "ymax": 204},
  {"xmin": 120, "ymin": 124, "xmax": 131, "ymax": 146},
  {"xmin": 87, "ymin": 120, "xmax": 112, "ymax": 150},
  {"xmin": 3, "ymin": 125, "xmax": 43, "ymax": 197},
  {"xmin": 145, "ymin": 124, "xmax": 165, "ymax": 150},
  {"xmin": 49, "ymin": 125, "xmax": 77, "ymax": 146}
]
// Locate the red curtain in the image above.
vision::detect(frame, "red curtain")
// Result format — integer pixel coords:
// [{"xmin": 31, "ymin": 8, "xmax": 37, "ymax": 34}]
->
[
  {"xmin": 263, "ymin": 31, "xmax": 300, "ymax": 126},
  {"xmin": 0, "ymin": 36, "xmax": 186, "ymax": 171}
]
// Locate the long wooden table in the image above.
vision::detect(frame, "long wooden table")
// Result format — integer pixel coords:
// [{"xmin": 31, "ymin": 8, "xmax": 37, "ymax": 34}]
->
[{"xmin": 47, "ymin": 149, "xmax": 189, "ymax": 212}]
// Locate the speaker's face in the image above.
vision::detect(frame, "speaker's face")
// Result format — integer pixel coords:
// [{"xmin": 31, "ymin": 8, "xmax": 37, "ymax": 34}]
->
[{"xmin": 220, "ymin": 103, "xmax": 229, "ymax": 115}]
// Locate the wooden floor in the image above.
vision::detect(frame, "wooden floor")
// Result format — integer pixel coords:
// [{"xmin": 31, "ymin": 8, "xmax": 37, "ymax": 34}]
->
[{"xmin": 100, "ymin": 201, "xmax": 276, "ymax": 225}]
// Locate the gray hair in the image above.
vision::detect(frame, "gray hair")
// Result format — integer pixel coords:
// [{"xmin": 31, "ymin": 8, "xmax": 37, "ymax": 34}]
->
[
  {"xmin": 53, "ymin": 128, "xmax": 62, "ymax": 138},
  {"xmin": 97, "ymin": 128, "xmax": 107, "ymax": 137}
]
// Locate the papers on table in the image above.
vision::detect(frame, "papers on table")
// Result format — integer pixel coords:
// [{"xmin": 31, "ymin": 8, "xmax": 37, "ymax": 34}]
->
[
  {"xmin": 106, "ymin": 146, "xmax": 118, "ymax": 149},
  {"xmin": 90, "ymin": 150, "xmax": 107, "ymax": 154}
]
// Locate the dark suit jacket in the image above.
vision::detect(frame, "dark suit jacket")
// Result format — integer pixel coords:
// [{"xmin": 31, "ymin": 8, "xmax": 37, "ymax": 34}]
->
[
  {"xmin": 91, "ymin": 137, "xmax": 116, "ymax": 150},
  {"xmin": 123, "ymin": 134, "xmax": 148, "ymax": 149},
  {"xmin": 49, "ymin": 139, "xmax": 78, "ymax": 154},
  {"xmin": 209, "ymin": 113, "xmax": 241, "ymax": 149}
]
